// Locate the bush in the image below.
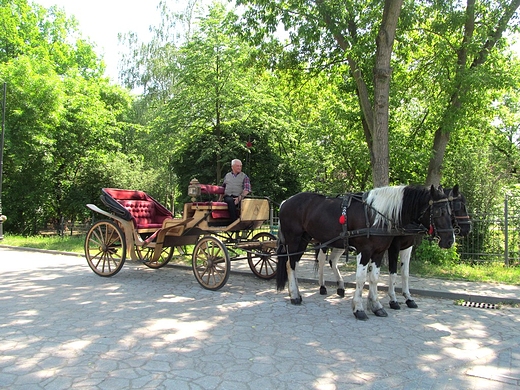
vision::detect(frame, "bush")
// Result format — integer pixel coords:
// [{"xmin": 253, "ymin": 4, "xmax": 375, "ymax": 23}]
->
[{"xmin": 414, "ymin": 239, "xmax": 460, "ymax": 266}]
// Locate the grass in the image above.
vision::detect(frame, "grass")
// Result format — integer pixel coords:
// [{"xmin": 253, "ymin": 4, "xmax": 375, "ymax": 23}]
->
[
  {"xmin": 1, "ymin": 233, "xmax": 519, "ymax": 285},
  {"xmin": 1, "ymin": 233, "xmax": 86, "ymax": 254}
]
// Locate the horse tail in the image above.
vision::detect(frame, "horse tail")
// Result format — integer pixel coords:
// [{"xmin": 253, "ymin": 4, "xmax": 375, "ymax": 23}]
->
[{"xmin": 276, "ymin": 220, "xmax": 289, "ymax": 291}]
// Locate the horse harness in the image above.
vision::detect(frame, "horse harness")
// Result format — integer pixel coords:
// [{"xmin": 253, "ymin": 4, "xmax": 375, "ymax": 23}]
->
[{"xmin": 322, "ymin": 191, "xmax": 453, "ymax": 252}]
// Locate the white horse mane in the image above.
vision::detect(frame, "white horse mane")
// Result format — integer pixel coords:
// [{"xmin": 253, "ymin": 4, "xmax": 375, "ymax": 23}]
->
[{"xmin": 365, "ymin": 185, "xmax": 406, "ymax": 230}]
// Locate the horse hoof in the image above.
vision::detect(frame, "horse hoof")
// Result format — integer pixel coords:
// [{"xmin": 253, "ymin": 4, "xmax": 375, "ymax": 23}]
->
[
  {"xmin": 337, "ymin": 288, "xmax": 345, "ymax": 298},
  {"xmin": 290, "ymin": 296, "xmax": 303, "ymax": 305},
  {"xmin": 319, "ymin": 286, "xmax": 327, "ymax": 295},
  {"xmin": 354, "ymin": 310, "xmax": 369, "ymax": 321},
  {"xmin": 389, "ymin": 301, "xmax": 401, "ymax": 310},
  {"xmin": 373, "ymin": 308, "xmax": 388, "ymax": 317},
  {"xmin": 406, "ymin": 299, "xmax": 418, "ymax": 308}
]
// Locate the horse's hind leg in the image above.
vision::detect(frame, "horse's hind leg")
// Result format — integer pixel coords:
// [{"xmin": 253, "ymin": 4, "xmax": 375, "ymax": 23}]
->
[
  {"xmin": 329, "ymin": 248, "xmax": 346, "ymax": 297},
  {"xmin": 352, "ymin": 253, "xmax": 369, "ymax": 320},
  {"xmin": 387, "ymin": 246, "xmax": 401, "ymax": 310},
  {"xmin": 285, "ymin": 254, "xmax": 302, "ymax": 304},
  {"xmin": 317, "ymin": 248, "xmax": 328, "ymax": 295},
  {"xmin": 400, "ymin": 247, "xmax": 417, "ymax": 308},
  {"xmin": 367, "ymin": 260, "xmax": 387, "ymax": 317}
]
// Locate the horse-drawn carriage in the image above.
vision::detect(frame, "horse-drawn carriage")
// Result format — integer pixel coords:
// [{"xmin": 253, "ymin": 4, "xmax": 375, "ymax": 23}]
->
[{"xmin": 84, "ymin": 179, "xmax": 278, "ymax": 290}]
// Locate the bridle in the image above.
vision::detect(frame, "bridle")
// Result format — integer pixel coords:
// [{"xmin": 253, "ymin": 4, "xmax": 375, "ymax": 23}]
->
[
  {"xmin": 447, "ymin": 189, "xmax": 471, "ymax": 235},
  {"xmin": 419, "ymin": 197, "xmax": 453, "ymax": 238}
]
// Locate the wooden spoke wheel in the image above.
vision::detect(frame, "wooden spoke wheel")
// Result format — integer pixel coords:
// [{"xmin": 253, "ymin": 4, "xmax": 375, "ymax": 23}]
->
[
  {"xmin": 84, "ymin": 220, "xmax": 126, "ymax": 277},
  {"xmin": 247, "ymin": 232, "xmax": 277, "ymax": 279},
  {"xmin": 136, "ymin": 245, "xmax": 174, "ymax": 269},
  {"xmin": 192, "ymin": 236, "xmax": 230, "ymax": 290}
]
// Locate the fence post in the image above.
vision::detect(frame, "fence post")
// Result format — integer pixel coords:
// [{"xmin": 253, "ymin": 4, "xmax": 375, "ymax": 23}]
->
[{"xmin": 504, "ymin": 193, "xmax": 509, "ymax": 266}]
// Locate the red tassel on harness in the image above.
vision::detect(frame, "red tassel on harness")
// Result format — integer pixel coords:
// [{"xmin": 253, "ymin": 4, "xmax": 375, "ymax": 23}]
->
[
  {"xmin": 339, "ymin": 215, "xmax": 346, "ymax": 225},
  {"xmin": 428, "ymin": 225, "xmax": 434, "ymax": 235}
]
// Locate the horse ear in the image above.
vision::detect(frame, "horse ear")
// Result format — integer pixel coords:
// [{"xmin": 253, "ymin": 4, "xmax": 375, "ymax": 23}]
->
[
  {"xmin": 453, "ymin": 184, "xmax": 459, "ymax": 195},
  {"xmin": 429, "ymin": 184, "xmax": 436, "ymax": 195}
]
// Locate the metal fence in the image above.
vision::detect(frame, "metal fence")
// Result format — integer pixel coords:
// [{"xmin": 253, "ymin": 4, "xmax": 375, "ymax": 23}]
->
[{"xmin": 458, "ymin": 194, "xmax": 520, "ymax": 266}]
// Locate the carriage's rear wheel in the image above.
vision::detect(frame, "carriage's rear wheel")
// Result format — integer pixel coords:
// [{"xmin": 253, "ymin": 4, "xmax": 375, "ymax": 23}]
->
[
  {"xmin": 84, "ymin": 220, "xmax": 126, "ymax": 277},
  {"xmin": 192, "ymin": 236, "xmax": 230, "ymax": 290},
  {"xmin": 247, "ymin": 232, "xmax": 277, "ymax": 279},
  {"xmin": 136, "ymin": 245, "xmax": 174, "ymax": 269}
]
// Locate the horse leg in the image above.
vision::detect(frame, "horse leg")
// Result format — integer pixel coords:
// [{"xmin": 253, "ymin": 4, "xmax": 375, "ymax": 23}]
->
[
  {"xmin": 329, "ymin": 248, "xmax": 346, "ymax": 297},
  {"xmin": 366, "ymin": 260, "xmax": 388, "ymax": 317},
  {"xmin": 286, "ymin": 253, "xmax": 302, "ymax": 304},
  {"xmin": 351, "ymin": 253, "xmax": 369, "ymax": 320},
  {"xmin": 400, "ymin": 247, "xmax": 417, "ymax": 308},
  {"xmin": 387, "ymin": 245, "xmax": 401, "ymax": 310},
  {"xmin": 317, "ymin": 249, "xmax": 328, "ymax": 295}
]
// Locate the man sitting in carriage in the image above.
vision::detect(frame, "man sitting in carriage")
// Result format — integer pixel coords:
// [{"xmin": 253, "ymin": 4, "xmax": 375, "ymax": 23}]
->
[{"xmin": 222, "ymin": 159, "xmax": 251, "ymax": 221}]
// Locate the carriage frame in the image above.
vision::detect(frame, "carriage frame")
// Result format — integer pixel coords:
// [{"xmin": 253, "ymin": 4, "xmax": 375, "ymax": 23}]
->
[{"xmin": 84, "ymin": 180, "xmax": 278, "ymax": 290}]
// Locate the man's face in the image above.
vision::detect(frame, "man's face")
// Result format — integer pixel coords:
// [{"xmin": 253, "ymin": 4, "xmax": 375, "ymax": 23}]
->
[{"xmin": 232, "ymin": 161, "xmax": 242, "ymax": 174}]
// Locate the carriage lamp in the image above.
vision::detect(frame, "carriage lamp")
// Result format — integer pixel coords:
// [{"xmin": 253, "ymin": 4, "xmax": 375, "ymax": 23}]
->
[{"xmin": 188, "ymin": 178, "xmax": 201, "ymax": 202}]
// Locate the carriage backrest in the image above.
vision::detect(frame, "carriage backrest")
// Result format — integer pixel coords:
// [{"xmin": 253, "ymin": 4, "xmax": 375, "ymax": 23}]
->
[
  {"xmin": 101, "ymin": 188, "xmax": 173, "ymax": 229},
  {"xmin": 199, "ymin": 184, "xmax": 225, "ymax": 195}
]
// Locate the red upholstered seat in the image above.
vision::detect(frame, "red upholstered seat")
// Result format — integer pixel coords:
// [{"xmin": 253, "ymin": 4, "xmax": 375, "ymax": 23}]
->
[
  {"xmin": 102, "ymin": 188, "xmax": 173, "ymax": 229},
  {"xmin": 200, "ymin": 184, "xmax": 225, "ymax": 195},
  {"xmin": 191, "ymin": 201, "xmax": 230, "ymax": 219},
  {"xmin": 192, "ymin": 184, "xmax": 230, "ymax": 219}
]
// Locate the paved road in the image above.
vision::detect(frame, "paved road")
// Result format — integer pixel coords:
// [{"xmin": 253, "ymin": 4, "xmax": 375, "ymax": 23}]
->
[{"xmin": 1, "ymin": 247, "xmax": 519, "ymax": 389}]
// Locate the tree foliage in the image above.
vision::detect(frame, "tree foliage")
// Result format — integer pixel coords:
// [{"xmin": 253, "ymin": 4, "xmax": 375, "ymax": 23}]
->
[{"xmin": 1, "ymin": 0, "xmax": 519, "ymax": 239}]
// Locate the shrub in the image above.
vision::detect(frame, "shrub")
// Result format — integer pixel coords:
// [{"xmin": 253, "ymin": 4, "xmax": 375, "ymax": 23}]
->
[{"xmin": 414, "ymin": 239, "xmax": 460, "ymax": 266}]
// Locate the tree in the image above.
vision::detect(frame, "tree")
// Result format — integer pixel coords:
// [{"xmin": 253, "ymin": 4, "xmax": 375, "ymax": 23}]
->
[
  {"xmin": 236, "ymin": 0, "xmax": 403, "ymax": 187},
  {"xmin": 422, "ymin": 0, "xmax": 520, "ymax": 186},
  {"xmin": 0, "ymin": 0, "xmax": 138, "ymax": 233}
]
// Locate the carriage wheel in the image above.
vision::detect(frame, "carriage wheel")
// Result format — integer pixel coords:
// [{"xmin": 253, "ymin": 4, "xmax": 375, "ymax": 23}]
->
[
  {"xmin": 247, "ymin": 232, "xmax": 278, "ymax": 279},
  {"xmin": 192, "ymin": 236, "xmax": 230, "ymax": 291},
  {"xmin": 84, "ymin": 220, "xmax": 126, "ymax": 277},
  {"xmin": 136, "ymin": 245, "xmax": 174, "ymax": 269}
]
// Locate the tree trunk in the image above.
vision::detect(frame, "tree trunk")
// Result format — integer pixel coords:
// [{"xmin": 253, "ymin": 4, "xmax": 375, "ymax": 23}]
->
[{"xmin": 371, "ymin": 0, "xmax": 403, "ymax": 187}]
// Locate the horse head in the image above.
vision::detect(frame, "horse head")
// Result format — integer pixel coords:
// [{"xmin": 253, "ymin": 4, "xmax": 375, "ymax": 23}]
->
[
  {"xmin": 424, "ymin": 185, "xmax": 455, "ymax": 249},
  {"xmin": 446, "ymin": 184, "xmax": 471, "ymax": 237}
]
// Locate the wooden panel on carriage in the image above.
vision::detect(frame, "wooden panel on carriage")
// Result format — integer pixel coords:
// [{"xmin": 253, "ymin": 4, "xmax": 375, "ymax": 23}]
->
[{"xmin": 239, "ymin": 198, "xmax": 269, "ymax": 221}]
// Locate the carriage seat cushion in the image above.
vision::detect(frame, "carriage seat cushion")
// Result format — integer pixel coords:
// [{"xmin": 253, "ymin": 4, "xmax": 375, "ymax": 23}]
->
[
  {"xmin": 119, "ymin": 200, "xmax": 168, "ymax": 229},
  {"xmin": 191, "ymin": 201, "xmax": 231, "ymax": 219}
]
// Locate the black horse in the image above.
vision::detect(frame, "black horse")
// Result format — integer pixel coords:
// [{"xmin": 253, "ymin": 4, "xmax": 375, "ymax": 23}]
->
[{"xmin": 276, "ymin": 185, "xmax": 455, "ymax": 320}]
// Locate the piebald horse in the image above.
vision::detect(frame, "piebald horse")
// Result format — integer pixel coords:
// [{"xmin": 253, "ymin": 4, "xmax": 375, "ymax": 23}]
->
[
  {"xmin": 316, "ymin": 186, "xmax": 470, "ymax": 309},
  {"xmin": 276, "ymin": 185, "xmax": 455, "ymax": 320}
]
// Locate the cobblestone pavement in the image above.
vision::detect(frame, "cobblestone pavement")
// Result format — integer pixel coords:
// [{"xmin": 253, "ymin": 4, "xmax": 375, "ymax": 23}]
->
[{"xmin": 1, "ymin": 246, "xmax": 519, "ymax": 389}]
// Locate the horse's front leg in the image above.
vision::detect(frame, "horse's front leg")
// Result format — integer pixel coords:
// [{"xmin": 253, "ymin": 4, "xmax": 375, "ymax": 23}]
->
[
  {"xmin": 329, "ymin": 248, "xmax": 346, "ymax": 297},
  {"xmin": 400, "ymin": 247, "xmax": 417, "ymax": 308},
  {"xmin": 317, "ymin": 249, "xmax": 328, "ymax": 295},
  {"xmin": 366, "ymin": 260, "xmax": 387, "ymax": 317},
  {"xmin": 352, "ymin": 253, "xmax": 368, "ymax": 320},
  {"xmin": 286, "ymin": 256, "xmax": 302, "ymax": 305}
]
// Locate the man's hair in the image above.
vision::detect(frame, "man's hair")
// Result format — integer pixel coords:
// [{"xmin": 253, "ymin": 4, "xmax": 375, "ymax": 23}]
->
[{"xmin": 231, "ymin": 159, "xmax": 241, "ymax": 166}]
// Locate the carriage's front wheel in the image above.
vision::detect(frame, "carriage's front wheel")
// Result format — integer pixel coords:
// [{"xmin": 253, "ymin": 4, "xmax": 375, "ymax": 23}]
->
[
  {"xmin": 84, "ymin": 220, "xmax": 126, "ymax": 277},
  {"xmin": 136, "ymin": 245, "xmax": 174, "ymax": 269},
  {"xmin": 192, "ymin": 236, "xmax": 230, "ymax": 290},
  {"xmin": 247, "ymin": 232, "xmax": 277, "ymax": 279}
]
